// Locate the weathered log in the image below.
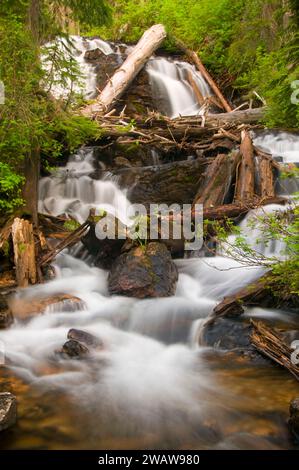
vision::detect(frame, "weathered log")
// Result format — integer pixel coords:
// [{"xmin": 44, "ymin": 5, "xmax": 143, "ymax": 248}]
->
[
  {"xmin": 234, "ymin": 130, "xmax": 255, "ymax": 203},
  {"xmin": 212, "ymin": 277, "xmax": 270, "ymax": 318},
  {"xmin": 174, "ymin": 38, "xmax": 232, "ymax": 113},
  {"xmin": 251, "ymin": 320, "xmax": 299, "ymax": 381},
  {"xmin": 193, "ymin": 152, "xmax": 241, "ymax": 209},
  {"xmin": 258, "ymin": 156, "xmax": 275, "ymax": 198},
  {"xmin": 11, "ymin": 218, "xmax": 37, "ymax": 288},
  {"xmin": 39, "ymin": 219, "xmax": 90, "ymax": 267},
  {"xmin": 199, "ymin": 196, "xmax": 287, "ymax": 221},
  {"xmin": 82, "ymin": 24, "xmax": 167, "ymax": 116},
  {"xmin": 187, "ymin": 70, "xmax": 205, "ymax": 107}
]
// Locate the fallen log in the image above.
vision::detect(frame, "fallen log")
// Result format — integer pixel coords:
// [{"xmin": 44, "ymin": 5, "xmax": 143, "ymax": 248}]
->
[
  {"xmin": 193, "ymin": 152, "xmax": 241, "ymax": 209},
  {"xmin": 174, "ymin": 38, "xmax": 232, "ymax": 113},
  {"xmin": 11, "ymin": 218, "xmax": 37, "ymax": 288},
  {"xmin": 234, "ymin": 130, "xmax": 255, "ymax": 203},
  {"xmin": 39, "ymin": 219, "xmax": 90, "ymax": 267},
  {"xmin": 82, "ymin": 24, "xmax": 167, "ymax": 116},
  {"xmin": 251, "ymin": 320, "xmax": 299, "ymax": 381},
  {"xmin": 212, "ymin": 277, "xmax": 271, "ymax": 318},
  {"xmin": 198, "ymin": 196, "xmax": 288, "ymax": 221}
]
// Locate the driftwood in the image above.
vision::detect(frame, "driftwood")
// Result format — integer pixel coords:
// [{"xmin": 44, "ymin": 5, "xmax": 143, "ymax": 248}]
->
[
  {"xmin": 175, "ymin": 38, "xmax": 232, "ymax": 113},
  {"xmin": 193, "ymin": 152, "xmax": 241, "ymax": 209},
  {"xmin": 251, "ymin": 321, "xmax": 299, "ymax": 381},
  {"xmin": 82, "ymin": 24, "xmax": 167, "ymax": 116},
  {"xmin": 11, "ymin": 218, "xmax": 37, "ymax": 288}
]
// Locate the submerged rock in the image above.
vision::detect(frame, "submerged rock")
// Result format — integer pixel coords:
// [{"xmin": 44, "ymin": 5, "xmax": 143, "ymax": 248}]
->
[
  {"xmin": 108, "ymin": 242, "xmax": 178, "ymax": 298},
  {"xmin": 8, "ymin": 294, "xmax": 85, "ymax": 319},
  {"xmin": 0, "ymin": 294, "xmax": 14, "ymax": 329},
  {"xmin": 67, "ymin": 329, "xmax": 104, "ymax": 349},
  {"xmin": 289, "ymin": 398, "xmax": 299, "ymax": 440},
  {"xmin": 0, "ymin": 392, "xmax": 17, "ymax": 432},
  {"xmin": 59, "ymin": 339, "xmax": 90, "ymax": 359}
]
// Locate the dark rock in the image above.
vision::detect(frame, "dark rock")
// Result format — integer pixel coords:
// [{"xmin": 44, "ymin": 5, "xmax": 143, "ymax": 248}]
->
[
  {"xmin": 0, "ymin": 294, "xmax": 13, "ymax": 329},
  {"xmin": 59, "ymin": 340, "xmax": 89, "ymax": 359},
  {"xmin": 67, "ymin": 329, "xmax": 104, "ymax": 349},
  {"xmin": 116, "ymin": 159, "xmax": 208, "ymax": 208},
  {"xmin": 108, "ymin": 242, "xmax": 178, "ymax": 298},
  {"xmin": 84, "ymin": 48, "xmax": 105, "ymax": 62},
  {"xmin": 0, "ymin": 392, "xmax": 17, "ymax": 432},
  {"xmin": 289, "ymin": 398, "xmax": 299, "ymax": 440},
  {"xmin": 201, "ymin": 317, "xmax": 270, "ymax": 364}
]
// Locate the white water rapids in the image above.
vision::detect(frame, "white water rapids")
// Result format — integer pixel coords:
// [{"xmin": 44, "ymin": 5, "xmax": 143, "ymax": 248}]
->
[{"xmin": 1, "ymin": 37, "xmax": 298, "ymax": 450}]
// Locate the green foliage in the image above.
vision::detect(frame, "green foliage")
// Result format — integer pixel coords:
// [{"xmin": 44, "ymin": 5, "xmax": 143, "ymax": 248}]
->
[
  {"xmin": 63, "ymin": 218, "xmax": 81, "ymax": 231},
  {"xmin": 93, "ymin": 0, "xmax": 299, "ymax": 128},
  {"xmin": 0, "ymin": 0, "xmax": 109, "ymax": 217},
  {"xmin": 206, "ymin": 201, "xmax": 299, "ymax": 297},
  {"xmin": 0, "ymin": 163, "xmax": 24, "ymax": 215}
]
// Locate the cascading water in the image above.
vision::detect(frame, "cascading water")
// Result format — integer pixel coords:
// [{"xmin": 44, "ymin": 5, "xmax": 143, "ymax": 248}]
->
[
  {"xmin": 1, "ymin": 37, "xmax": 299, "ymax": 450},
  {"xmin": 146, "ymin": 58, "xmax": 211, "ymax": 118},
  {"xmin": 42, "ymin": 36, "xmax": 212, "ymax": 118}
]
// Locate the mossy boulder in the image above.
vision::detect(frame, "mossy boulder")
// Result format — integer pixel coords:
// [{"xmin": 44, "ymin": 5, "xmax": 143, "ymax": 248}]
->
[{"xmin": 108, "ymin": 242, "xmax": 178, "ymax": 298}]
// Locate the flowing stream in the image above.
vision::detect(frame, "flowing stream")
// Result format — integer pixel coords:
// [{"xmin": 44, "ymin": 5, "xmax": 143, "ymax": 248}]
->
[{"xmin": 0, "ymin": 38, "xmax": 299, "ymax": 451}]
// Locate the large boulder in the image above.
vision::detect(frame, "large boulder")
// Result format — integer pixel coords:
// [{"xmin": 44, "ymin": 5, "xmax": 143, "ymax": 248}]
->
[
  {"xmin": 108, "ymin": 242, "xmax": 178, "ymax": 298},
  {"xmin": 0, "ymin": 392, "xmax": 17, "ymax": 432}
]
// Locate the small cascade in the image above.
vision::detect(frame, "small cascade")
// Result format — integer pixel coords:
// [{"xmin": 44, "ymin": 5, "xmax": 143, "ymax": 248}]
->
[
  {"xmin": 253, "ymin": 130, "xmax": 299, "ymax": 196},
  {"xmin": 38, "ymin": 147, "xmax": 132, "ymax": 225},
  {"xmin": 147, "ymin": 57, "xmax": 211, "ymax": 118},
  {"xmin": 42, "ymin": 35, "xmax": 114, "ymax": 100}
]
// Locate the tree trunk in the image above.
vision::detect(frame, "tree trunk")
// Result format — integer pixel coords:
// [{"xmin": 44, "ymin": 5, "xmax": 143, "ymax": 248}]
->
[
  {"xmin": 174, "ymin": 38, "xmax": 232, "ymax": 113},
  {"xmin": 234, "ymin": 130, "xmax": 255, "ymax": 203},
  {"xmin": 258, "ymin": 157, "xmax": 275, "ymax": 198},
  {"xmin": 21, "ymin": 148, "xmax": 40, "ymax": 226},
  {"xmin": 11, "ymin": 218, "xmax": 37, "ymax": 288},
  {"xmin": 193, "ymin": 152, "xmax": 240, "ymax": 209},
  {"xmin": 82, "ymin": 24, "xmax": 167, "ymax": 116}
]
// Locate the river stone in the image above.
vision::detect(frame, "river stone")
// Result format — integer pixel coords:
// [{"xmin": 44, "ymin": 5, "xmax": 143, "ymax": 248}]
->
[
  {"xmin": 60, "ymin": 339, "xmax": 90, "ymax": 359},
  {"xmin": 0, "ymin": 294, "xmax": 13, "ymax": 329},
  {"xmin": 67, "ymin": 329, "xmax": 104, "ymax": 349},
  {"xmin": 108, "ymin": 242, "xmax": 178, "ymax": 298},
  {"xmin": 289, "ymin": 398, "xmax": 299, "ymax": 440},
  {"xmin": 0, "ymin": 393, "xmax": 17, "ymax": 432}
]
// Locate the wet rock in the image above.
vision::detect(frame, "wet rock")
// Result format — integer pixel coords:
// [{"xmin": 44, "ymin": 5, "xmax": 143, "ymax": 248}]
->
[
  {"xmin": 59, "ymin": 339, "xmax": 90, "ymax": 359},
  {"xmin": 0, "ymin": 392, "xmax": 17, "ymax": 432},
  {"xmin": 108, "ymin": 242, "xmax": 178, "ymax": 298},
  {"xmin": 123, "ymin": 159, "xmax": 207, "ymax": 207},
  {"xmin": 84, "ymin": 48, "xmax": 105, "ymax": 62},
  {"xmin": 0, "ymin": 294, "xmax": 13, "ymax": 329},
  {"xmin": 67, "ymin": 329, "xmax": 104, "ymax": 349},
  {"xmin": 8, "ymin": 294, "xmax": 85, "ymax": 319},
  {"xmin": 201, "ymin": 317, "xmax": 269, "ymax": 364},
  {"xmin": 289, "ymin": 398, "xmax": 299, "ymax": 440}
]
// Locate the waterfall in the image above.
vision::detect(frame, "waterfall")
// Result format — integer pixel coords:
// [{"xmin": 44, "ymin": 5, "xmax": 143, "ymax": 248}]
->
[
  {"xmin": 147, "ymin": 57, "xmax": 211, "ymax": 118},
  {"xmin": 42, "ymin": 36, "xmax": 211, "ymax": 118}
]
